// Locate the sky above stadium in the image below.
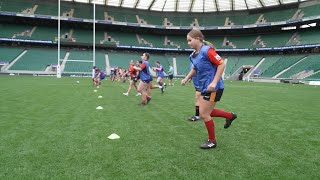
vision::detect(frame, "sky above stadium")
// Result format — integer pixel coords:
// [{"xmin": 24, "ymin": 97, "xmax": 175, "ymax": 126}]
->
[{"xmin": 62, "ymin": 0, "xmax": 310, "ymax": 12}]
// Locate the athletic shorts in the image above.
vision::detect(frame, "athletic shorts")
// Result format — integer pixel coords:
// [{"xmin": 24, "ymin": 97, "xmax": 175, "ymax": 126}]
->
[
  {"xmin": 169, "ymin": 75, "xmax": 173, "ymax": 80},
  {"xmin": 201, "ymin": 89, "xmax": 224, "ymax": 102},
  {"xmin": 100, "ymin": 74, "xmax": 106, "ymax": 80},
  {"xmin": 131, "ymin": 77, "xmax": 138, "ymax": 82},
  {"xmin": 141, "ymin": 79, "xmax": 152, "ymax": 84}
]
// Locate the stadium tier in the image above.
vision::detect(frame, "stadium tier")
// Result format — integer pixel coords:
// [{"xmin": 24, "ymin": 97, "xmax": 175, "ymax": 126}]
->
[
  {"xmin": 2, "ymin": 23, "xmax": 319, "ymax": 49},
  {"xmin": 304, "ymin": 71, "xmax": 320, "ymax": 80},
  {"xmin": 64, "ymin": 50, "xmax": 105, "ymax": 73},
  {"xmin": 255, "ymin": 56, "xmax": 283, "ymax": 76},
  {"xmin": 9, "ymin": 48, "xmax": 65, "ymax": 71},
  {"xmin": 175, "ymin": 55, "xmax": 190, "ymax": 75},
  {"xmin": 260, "ymin": 55, "xmax": 305, "ymax": 78},
  {"xmin": 278, "ymin": 54, "xmax": 320, "ymax": 78},
  {"xmin": 1, "ymin": 0, "xmax": 320, "ymax": 26},
  {"xmin": 0, "ymin": 46, "xmax": 25, "ymax": 63},
  {"xmin": 1, "ymin": 46, "xmax": 319, "ymax": 80}
]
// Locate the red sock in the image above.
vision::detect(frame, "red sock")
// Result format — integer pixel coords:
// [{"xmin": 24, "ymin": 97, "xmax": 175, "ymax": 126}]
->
[
  {"xmin": 210, "ymin": 109, "xmax": 233, "ymax": 119},
  {"xmin": 205, "ymin": 120, "xmax": 216, "ymax": 142}
]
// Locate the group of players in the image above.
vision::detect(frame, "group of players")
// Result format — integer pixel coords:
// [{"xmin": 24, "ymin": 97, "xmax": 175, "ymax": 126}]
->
[
  {"xmin": 122, "ymin": 54, "xmax": 168, "ymax": 105},
  {"xmin": 93, "ymin": 28, "xmax": 237, "ymax": 150},
  {"xmin": 93, "ymin": 54, "xmax": 169, "ymax": 105},
  {"xmin": 110, "ymin": 67, "xmax": 129, "ymax": 83}
]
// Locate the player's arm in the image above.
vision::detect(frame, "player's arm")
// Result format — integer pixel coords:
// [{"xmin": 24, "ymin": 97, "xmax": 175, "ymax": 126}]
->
[
  {"xmin": 134, "ymin": 63, "xmax": 145, "ymax": 71},
  {"xmin": 181, "ymin": 68, "xmax": 196, "ymax": 85},
  {"xmin": 207, "ymin": 48, "xmax": 225, "ymax": 91}
]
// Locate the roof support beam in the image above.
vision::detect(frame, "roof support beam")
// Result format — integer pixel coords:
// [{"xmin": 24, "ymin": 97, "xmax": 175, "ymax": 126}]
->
[
  {"xmin": 189, "ymin": 0, "xmax": 195, "ymax": 12},
  {"xmin": 148, "ymin": 0, "xmax": 156, "ymax": 10},
  {"xmin": 231, "ymin": 0, "xmax": 234, "ymax": 11},
  {"xmin": 134, "ymin": 0, "xmax": 141, "ymax": 8},
  {"xmin": 120, "ymin": 0, "xmax": 124, "ymax": 7},
  {"xmin": 214, "ymin": 0, "xmax": 219, "ymax": 12},
  {"xmin": 244, "ymin": 0, "xmax": 249, "ymax": 9},
  {"xmin": 258, "ymin": 0, "xmax": 265, "ymax": 7},
  {"xmin": 162, "ymin": 0, "xmax": 168, "ymax": 11},
  {"xmin": 175, "ymin": 0, "xmax": 179, "ymax": 12}
]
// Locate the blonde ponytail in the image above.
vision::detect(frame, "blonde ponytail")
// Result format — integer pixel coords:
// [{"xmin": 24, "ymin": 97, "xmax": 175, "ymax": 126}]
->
[{"xmin": 203, "ymin": 40, "xmax": 216, "ymax": 50}]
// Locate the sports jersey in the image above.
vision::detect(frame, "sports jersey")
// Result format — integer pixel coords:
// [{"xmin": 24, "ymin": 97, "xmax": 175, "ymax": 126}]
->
[
  {"xmin": 139, "ymin": 60, "xmax": 151, "ymax": 81},
  {"xmin": 190, "ymin": 45, "xmax": 224, "ymax": 93},
  {"xmin": 156, "ymin": 64, "xmax": 164, "ymax": 77},
  {"xmin": 128, "ymin": 65, "xmax": 137, "ymax": 78},
  {"xmin": 190, "ymin": 62, "xmax": 200, "ymax": 89}
]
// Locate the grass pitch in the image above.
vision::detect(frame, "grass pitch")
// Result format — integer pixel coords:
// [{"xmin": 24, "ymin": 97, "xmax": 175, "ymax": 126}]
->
[{"xmin": 0, "ymin": 76, "xmax": 319, "ymax": 179}]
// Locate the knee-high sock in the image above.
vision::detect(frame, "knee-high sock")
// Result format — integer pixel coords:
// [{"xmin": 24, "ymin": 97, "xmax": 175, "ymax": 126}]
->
[
  {"xmin": 205, "ymin": 120, "xmax": 216, "ymax": 142},
  {"xmin": 210, "ymin": 109, "xmax": 233, "ymax": 119}
]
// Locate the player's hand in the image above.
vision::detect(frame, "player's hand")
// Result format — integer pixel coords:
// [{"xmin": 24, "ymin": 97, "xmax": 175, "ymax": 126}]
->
[
  {"xmin": 181, "ymin": 78, "xmax": 188, "ymax": 86},
  {"xmin": 207, "ymin": 82, "xmax": 217, "ymax": 92}
]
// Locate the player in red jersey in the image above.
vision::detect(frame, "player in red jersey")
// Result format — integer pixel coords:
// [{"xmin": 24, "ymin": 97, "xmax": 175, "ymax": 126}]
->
[{"xmin": 123, "ymin": 60, "xmax": 139, "ymax": 96}]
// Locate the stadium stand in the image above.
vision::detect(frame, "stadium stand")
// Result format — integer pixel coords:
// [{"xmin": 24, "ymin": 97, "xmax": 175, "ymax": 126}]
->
[
  {"xmin": 278, "ymin": 54, "xmax": 320, "ymax": 78},
  {"xmin": 9, "ymin": 48, "xmax": 65, "ymax": 71},
  {"xmin": 175, "ymin": 55, "xmax": 190, "ymax": 75},
  {"xmin": 3, "ymin": 0, "xmax": 319, "ymax": 26},
  {"xmin": 64, "ymin": 50, "xmax": 105, "ymax": 72},
  {"xmin": 255, "ymin": 56, "xmax": 283, "ymax": 76},
  {"xmin": 225, "ymin": 57, "xmax": 239, "ymax": 77},
  {"xmin": 0, "ymin": 46, "xmax": 25, "ymax": 64},
  {"xmin": 260, "ymin": 55, "xmax": 305, "ymax": 77},
  {"xmin": 304, "ymin": 71, "xmax": 320, "ymax": 80}
]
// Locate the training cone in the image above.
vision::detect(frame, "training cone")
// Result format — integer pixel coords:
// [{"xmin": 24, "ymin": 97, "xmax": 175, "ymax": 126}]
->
[
  {"xmin": 108, "ymin": 133, "xmax": 120, "ymax": 140},
  {"xmin": 96, "ymin": 106, "xmax": 103, "ymax": 110},
  {"xmin": 98, "ymin": 96, "xmax": 103, "ymax": 98}
]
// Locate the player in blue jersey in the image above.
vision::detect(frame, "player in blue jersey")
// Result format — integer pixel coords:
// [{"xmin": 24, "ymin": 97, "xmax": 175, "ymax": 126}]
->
[
  {"xmin": 93, "ymin": 67, "xmax": 106, "ymax": 87},
  {"xmin": 182, "ymin": 29, "xmax": 237, "ymax": 149},
  {"xmin": 133, "ymin": 53, "xmax": 152, "ymax": 105},
  {"xmin": 152, "ymin": 61, "xmax": 166, "ymax": 93}
]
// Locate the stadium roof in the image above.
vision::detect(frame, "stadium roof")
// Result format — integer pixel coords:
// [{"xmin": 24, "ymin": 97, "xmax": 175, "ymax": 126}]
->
[{"xmin": 62, "ymin": 0, "xmax": 309, "ymax": 12}]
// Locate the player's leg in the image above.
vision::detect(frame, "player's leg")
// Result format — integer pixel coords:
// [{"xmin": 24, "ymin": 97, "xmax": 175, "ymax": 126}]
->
[
  {"xmin": 188, "ymin": 90, "xmax": 201, "ymax": 121},
  {"xmin": 198, "ymin": 92, "xmax": 218, "ymax": 149},
  {"xmin": 138, "ymin": 81, "xmax": 148, "ymax": 104},
  {"xmin": 123, "ymin": 79, "xmax": 134, "ymax": 96},
  {"xmin": 209, "ymin": 89, "xmax": 237, "ymax": 128}
]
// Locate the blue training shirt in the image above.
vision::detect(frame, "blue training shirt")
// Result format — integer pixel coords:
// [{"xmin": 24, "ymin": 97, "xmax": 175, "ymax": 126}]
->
[
  {"xmin": 190, "ymin": 62, "xmax": 200, "ymax": 89},
  {"xmin": 156, "ymin": 64, "xmax": 165, "ymax": 78},
  {"xmin": 140, "ymin": 60, "xmax": 151, "ymax": 81},
  {"xmin": 190, "ymin": 45, "xmax": 224, "ymax": 93}
]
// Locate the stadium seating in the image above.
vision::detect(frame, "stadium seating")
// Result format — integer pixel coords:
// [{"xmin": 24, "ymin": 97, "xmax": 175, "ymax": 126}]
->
[
  {"xmin": 301, "ymin": 4, "xmax": 320, "ymax": 17},
  {"xmin": 299, "ymin": 29, "xmax": 320, "ymax": 45},
  {"xmin": 1, "ymin": 0, "xmax": 33, "ymax": 13},
  {"xmin": 175, "ymin": 55, "xmax": 190, "ymax": 75},
  {"xmin": 224, "ymin": 57, "xmax": 239, "ymax": 77},
  {"xmin": 107, "ymin": 51, "xmax": 141, "ymax": 69},
  {"xmin": 138, "ymin": 34, "xmax": 165, "ymax": 48},
  {"xmin": 228, "ymin": 56, "xmax": 262, "ymax": 75},
  {"xmin": 261, "ymin": 55, "xmax": 305, "ymax": 77},
  {"xmin": 278, "ymin": 54, "xmax": 320, "ymax": 78},
  {"xmin": 304, "ymin": 71, "xmax": 320, "ymax": 80},
  {"xmin": 263, "ymin": 8, "xmax": 297, "ymax": 22},
  {"xmin": 256, "ymin": 56, "xmax": 282, "ymax": 76},
  {"xmin": 64, "ymin": 50, "xmax": 105, "ymax": 72},
  {"xmin": 107, "ymin": 31, "xmax": 138, "ymax": 46},
  {"xmin": 9, "ymin": 48, "xmax": 65, "ymax": 71},
  {"xmin": 2, "ymin": 0, "xmax": 320, "ymax": 27},
  {"xmin": 0, "ymin": 46, "xmax": 25, "ymax": 63}
]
